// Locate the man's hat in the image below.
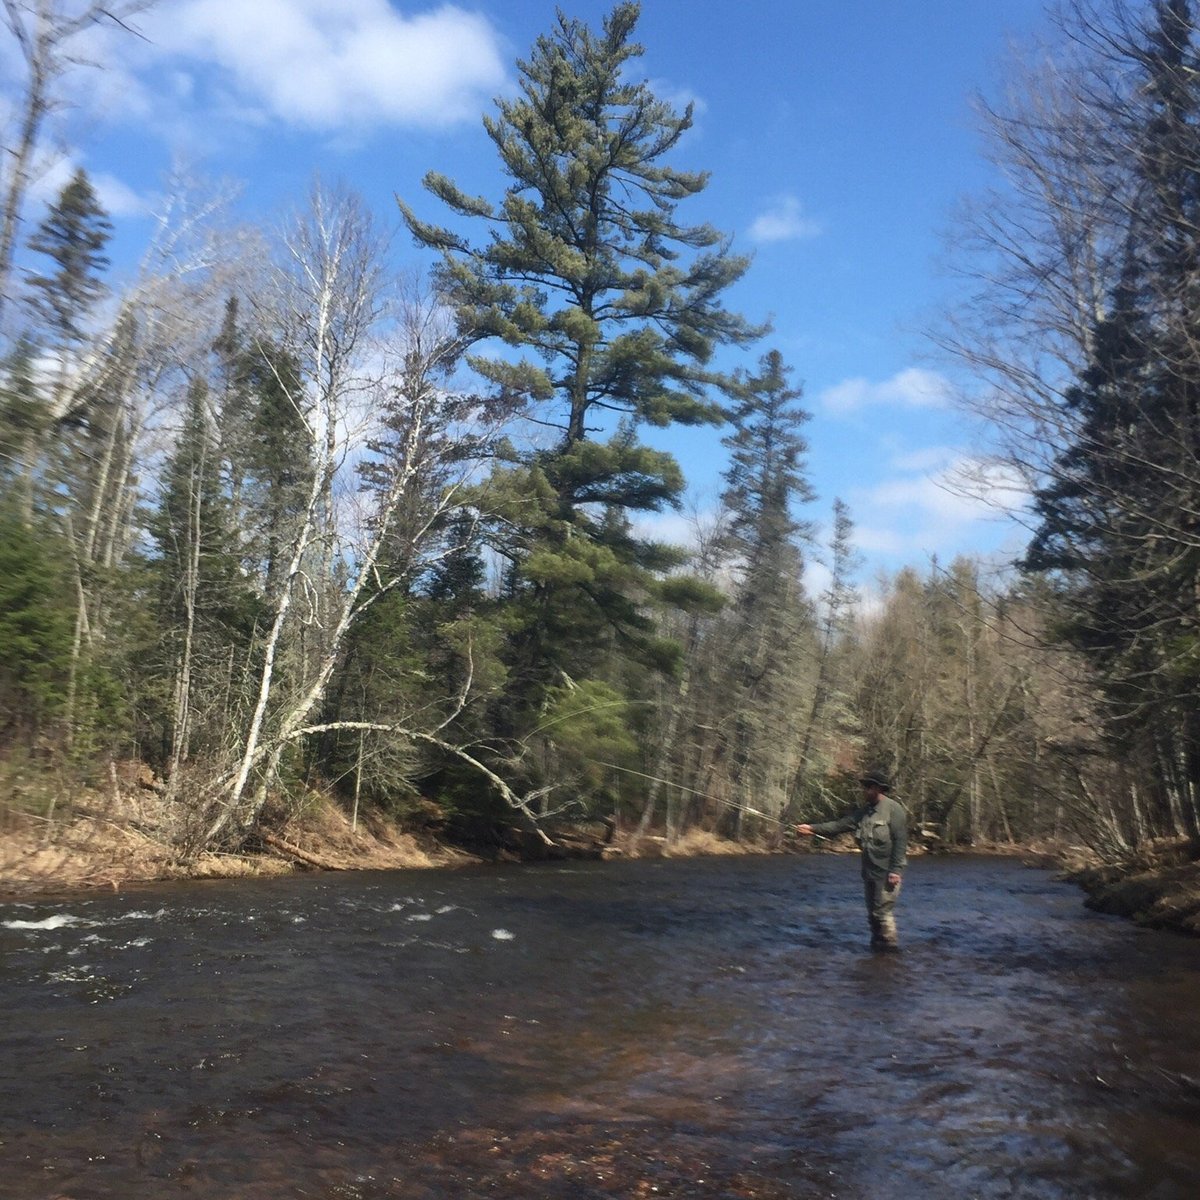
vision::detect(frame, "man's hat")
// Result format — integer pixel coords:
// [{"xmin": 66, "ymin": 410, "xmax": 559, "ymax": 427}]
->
[{"xmin": 859, "ymin": 770, "xmax": 891, "ymax": 792}]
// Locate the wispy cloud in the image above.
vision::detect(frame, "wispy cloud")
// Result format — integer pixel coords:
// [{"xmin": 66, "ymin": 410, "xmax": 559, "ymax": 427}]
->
[
  {"xmin": 138, "ymin": 0, "xmax": 507, "ymax": 132},
  {"xmin": 851, "ymin": 454, "xmax": 1029, "ymax": 560},
  {"xmin": 748, "ymin": 195, "xmax": 821, "ymax": 243},
  {"xmin": 819, "ymin": 367, "xmax": 952, "ymax": 416},
  {"xmin": 27, "ymin": 158, "xmax": 150, "ymax": 219}
]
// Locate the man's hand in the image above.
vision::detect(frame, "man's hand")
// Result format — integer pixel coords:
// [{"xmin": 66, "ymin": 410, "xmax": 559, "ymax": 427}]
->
[
  {"xmin": 886, "ymin": 872, "xmax": 902, "ymax": 887},
  {"xmin": 795, "ymin": 823, "xmax": 815, "ymax": 836}
]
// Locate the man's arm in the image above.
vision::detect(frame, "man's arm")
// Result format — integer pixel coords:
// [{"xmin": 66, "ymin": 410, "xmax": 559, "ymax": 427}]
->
[
  {"xmin": 887, "ymin": 801, "xmax": 908, "ymax": 880},
  {"xmin": 796, "ymin": 809, "xmax": 860, "ymax": 837}
]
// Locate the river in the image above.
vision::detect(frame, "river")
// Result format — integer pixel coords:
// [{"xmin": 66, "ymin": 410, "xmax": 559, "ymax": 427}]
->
[{"xmin": 2, "ymin": 854, "xmax": 1199, "ymax": 1198}]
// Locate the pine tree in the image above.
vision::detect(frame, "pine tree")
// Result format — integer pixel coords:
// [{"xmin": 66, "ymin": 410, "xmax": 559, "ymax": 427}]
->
[
  {"xmin": 24, "ymin": 168, "xmax": 111, "ymax": 355},
  {"xmin": 400, "ymin": 2, "xmax": 761, "ymax": 734}
]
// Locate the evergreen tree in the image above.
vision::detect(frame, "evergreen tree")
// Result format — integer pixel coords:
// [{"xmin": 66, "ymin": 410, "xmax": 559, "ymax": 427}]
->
[
  {"xmin": 0, "ymin": 336, "xmax": 44, "ymax": 517},
  {"xmin": 400, "ymin": 2, "xmax": 761, "ymax": 736},
  {"xmin": 144, "ymin": 377, "xmax": 257, "ymax": 775},
  {"xmin": 719, "ymin": 349, "xmax": 815, "ymax": 586},
  {"xmin": 16, "ymin": 169, "xmax": 115, "ymax": 534},
  {"xmin": 207, "ymin": 301, "xmax": 312, "ymax": 597},
  {"xmin": 425, "ymin": 509, "xmax": 487, "ymax": 607},
  {"xmin": 24, "ymin": 168, "xmax": 111, "ymax": 355},
  {"xmin": 0, "ymin": 503, "xmax": 73, "ymax": 740},
  {"xmin": 1023, "ymin": 1, "xmax": 1200, "ymax": 838},
  {"xmin": 713, "ymin": 349, "xmax": 815, "ymax": 827},
  {"xmin": 791, "ymin": 497, "xmax": 860, "ymax": 809}
]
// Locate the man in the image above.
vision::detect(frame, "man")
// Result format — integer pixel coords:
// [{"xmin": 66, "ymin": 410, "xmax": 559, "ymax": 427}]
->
[{"xmin": 795, "ymin": 771, "xmax": 908, "ymax": 952}]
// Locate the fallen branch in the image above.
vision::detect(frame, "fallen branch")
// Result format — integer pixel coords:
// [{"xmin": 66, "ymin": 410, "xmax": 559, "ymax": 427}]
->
[
  {"xmin": 289, "ymin": 721, "xmax": 556, "ymax": 845},
  {"xmin": 259, "ymin": 831, "xmax": 341, "ymax": 871}
]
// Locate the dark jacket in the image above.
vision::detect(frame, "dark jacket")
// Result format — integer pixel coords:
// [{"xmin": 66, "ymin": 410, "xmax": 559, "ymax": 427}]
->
[{"xmin": 810, "ymin": 796, "xmax": 908, "ymax": 880}]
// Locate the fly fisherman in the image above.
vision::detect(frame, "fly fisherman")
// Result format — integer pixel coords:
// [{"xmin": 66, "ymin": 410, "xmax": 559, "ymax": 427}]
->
[{"xmin": 795, "ymin": 771, "xmax": 908, "ymax": 952}]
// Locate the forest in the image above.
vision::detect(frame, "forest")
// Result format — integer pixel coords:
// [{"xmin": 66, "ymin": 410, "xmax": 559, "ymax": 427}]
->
[{"xmin": 2, "ymin": 0, "xmax": 1199, "ymax": 881}]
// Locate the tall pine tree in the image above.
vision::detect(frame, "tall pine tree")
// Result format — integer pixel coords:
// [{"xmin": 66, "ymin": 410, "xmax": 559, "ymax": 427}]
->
[
  {"xmin": 400, "ymin": 2, "xmax": 761, "ymax": 747},
  {"xmin": 24, "ymin": 168, "xmax": 111, "ymax": 355}
]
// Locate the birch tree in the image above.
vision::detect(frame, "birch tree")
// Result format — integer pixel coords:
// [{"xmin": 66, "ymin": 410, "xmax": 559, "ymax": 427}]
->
[{"xmin": 196, "ymin": 193, "xmax": 532, "ymax": 851}]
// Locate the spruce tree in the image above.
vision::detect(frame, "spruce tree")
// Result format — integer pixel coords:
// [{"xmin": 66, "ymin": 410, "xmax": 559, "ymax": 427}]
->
[
  {"xmin": 0, "ymin": 336, "xmax": 43, "ymax": 517},
  {"xmin": 714, "ymin": 349, "xmax": 815, "ymax": 827},
  {"xmin": 792, "ymin": 497, "xmax": 860, "ymax": 809},
  {"xmin": 207, "ymin": 301, "xmax": 312, "ymax": 597},
  {"xmin": 1023, "ymin": 1, "xmax": 1200, "ymax": 838},
  {"xmin": 24, "ymin": 168, "xmax": 111, "ymax": 353},
  {"xmin": 0, "ymin": 502, "xmax": 73, "ymax": 738},
  {"xmin": 400, "ymin": 2, "xmax": 761, "ymax": 733}
]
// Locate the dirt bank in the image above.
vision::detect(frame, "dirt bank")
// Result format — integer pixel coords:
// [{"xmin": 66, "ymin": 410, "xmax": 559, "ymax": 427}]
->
[
  {"xmin": 0, "ymin": 785, "xmax": 766, "ymax": 902},
  {"xmin": 1068, "ymin": 838, "xmax": 1200, "ymax": 936},
  {"xmin": 0, "ymin": 788, "xmax": 468, "ymax": 901}
]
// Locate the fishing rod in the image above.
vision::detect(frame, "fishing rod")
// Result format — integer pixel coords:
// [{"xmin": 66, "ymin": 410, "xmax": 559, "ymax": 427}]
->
[
  {"xmin": 527, "ymin": 701, "xmax": 838, "ymax": 840},
  {"xmin": 588, "ymin": 759, "xmax": 832, "ymax": 841}
]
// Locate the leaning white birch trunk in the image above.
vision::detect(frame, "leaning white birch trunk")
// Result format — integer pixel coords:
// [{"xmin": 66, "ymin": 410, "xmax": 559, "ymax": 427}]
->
[
  {"xmin": 199, "ymin": 184, "xmax": 381, "ymax": 848},
  {"xmin": 194, "ymin": 199, "xmax": 543, "ymax": 853},
  {"xmin": 204, "ymin": 365, "xmax": 449, "ymax": 846},
  {"xmin": 200, "ymin": 413, "xmax": 326, "ymax": 847},
  {"xmin": 165, "ymin": 439, "xmax": 206, "ymax": 801}
]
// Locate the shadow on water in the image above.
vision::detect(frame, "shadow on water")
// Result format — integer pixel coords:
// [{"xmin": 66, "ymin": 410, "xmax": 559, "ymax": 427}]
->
[{"xmin": 2, "ymin": 854, "xmax": 1199, "ymax": 1198}]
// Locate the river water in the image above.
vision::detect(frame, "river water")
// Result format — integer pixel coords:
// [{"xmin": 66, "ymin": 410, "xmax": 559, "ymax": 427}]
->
[{"xmin": 2, "ymin": 854, "xmax": 1199, "ymax": 1199}]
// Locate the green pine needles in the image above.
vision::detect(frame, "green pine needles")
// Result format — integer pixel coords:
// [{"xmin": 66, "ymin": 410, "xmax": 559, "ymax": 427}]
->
[{"xmin": 400, "ymin": 2, "xmax": 762, "ymax": 724}]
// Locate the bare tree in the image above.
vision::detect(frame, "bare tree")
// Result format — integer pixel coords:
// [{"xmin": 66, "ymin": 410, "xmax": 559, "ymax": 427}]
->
[
  {"xmin": 195, "ymin": 193, "xmax": 538, "ymax": 850},
  {"xmin": 0, "ymin": 0, "xmax": 154, "ymax": 326},
  {"xmin": 938, "ymin": 0, "xmax": 1200, "ymax": 845}
]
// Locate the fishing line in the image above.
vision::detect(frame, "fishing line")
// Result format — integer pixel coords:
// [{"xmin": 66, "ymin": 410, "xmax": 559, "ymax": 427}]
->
[{"xmin": 587, "ymin": 758, "xmax": 831, "ymax": 840}]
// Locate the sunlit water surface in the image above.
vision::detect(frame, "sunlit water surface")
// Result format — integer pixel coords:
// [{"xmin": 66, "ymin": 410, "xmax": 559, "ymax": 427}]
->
[{"xmin": 3, "ymin": 854, "xmax": 1199, "ymax": 1198}]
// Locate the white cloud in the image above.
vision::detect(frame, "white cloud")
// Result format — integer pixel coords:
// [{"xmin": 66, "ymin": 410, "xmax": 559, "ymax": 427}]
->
[
  {"xmin": 630, "ymin": 510, "xmax": 706, "ymax": 549},
  {"xmin": 91, "ymin": 172, "xmax": 152, "ymax": 219},
  {"xmin": 820, "ymin": 367, "xmax": 953, "ymax": 416},
  {"xmin": 748, "ymin": 195, "xmax": 821, "ymax": 243},
  {"xmin": 850, "ymin": 454, "xmax": 1030, "ymax": 561},
  {"xmin": 802, "ymin": 557, "xmax": 833, "ymax": 600},
  {"xmin": 650, "ymin": 79, "xmax": 708, "ymax": 121},
  {"xmin": 27, "ymin": 158, "xmax": 150, "ymax": 219},
  {"xmin": 140, "ymin": 0, "xmax": 507, "ymax": 131}
]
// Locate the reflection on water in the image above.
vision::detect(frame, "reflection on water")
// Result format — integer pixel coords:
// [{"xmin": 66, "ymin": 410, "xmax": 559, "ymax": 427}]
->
[{"xmin": 2, "ymin": 855, "xmax": 1199, "ymax": 1198}]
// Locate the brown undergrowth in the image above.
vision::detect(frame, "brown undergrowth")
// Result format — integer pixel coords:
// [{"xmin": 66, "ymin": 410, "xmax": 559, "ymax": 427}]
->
[
  {"xmin": 1068, "ymin": 837, "xmax": 1200, "ymax": 936},
  {"xmin": 0, "ymin": 768, "xmax": 769, "ymax": 901},
  {"xmin": 0, "ymin": 776, "xmax": 461, "ymax": 901}
]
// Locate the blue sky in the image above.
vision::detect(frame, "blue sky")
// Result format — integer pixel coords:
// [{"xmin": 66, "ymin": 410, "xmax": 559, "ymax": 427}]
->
[{"xmin": 5, "ymin": 0, "xmax": 1056, "ymax": 583}]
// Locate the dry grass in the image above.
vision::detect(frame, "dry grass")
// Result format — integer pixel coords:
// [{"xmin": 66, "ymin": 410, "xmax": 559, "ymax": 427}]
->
[
  {"xmin": 663, "ymin": 828, "xmax": 765, "ymax": 858},
  {"xmin": 261, "ymin": 794, "xmax": 455, "ymax": 872},
  {"xmin": 0, "ymin": 779, "xmax": 461, "ymax": 900},
  {"xmin": 614, "ymin": 828, "xmax": 764, "ymax": 860}
]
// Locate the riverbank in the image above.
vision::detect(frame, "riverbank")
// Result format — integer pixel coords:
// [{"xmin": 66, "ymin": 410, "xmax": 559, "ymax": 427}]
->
[
  {"xmin": 1067, "ymin": 837, "xmax": 1200, "ymax": 936},
  {"xmin": 0, "ymin": 783, "xmax": 766, "ymax": 901},
  {"xmin": 0, "ymin": 789, "xmax": 464, "ymax": 901}
]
